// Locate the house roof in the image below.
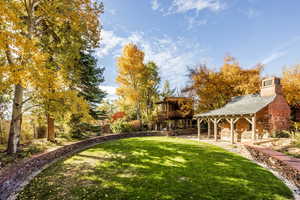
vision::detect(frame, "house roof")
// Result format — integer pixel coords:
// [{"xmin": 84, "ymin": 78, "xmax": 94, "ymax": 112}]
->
[{"xmin": 194, "ymin": 94, "xmax": 276, "ymax": 118}]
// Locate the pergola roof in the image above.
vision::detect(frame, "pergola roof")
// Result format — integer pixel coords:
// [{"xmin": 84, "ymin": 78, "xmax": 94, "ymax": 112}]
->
[{"xmin": 194, "ymin": 94, "xmax": 276, "ymax": 118}]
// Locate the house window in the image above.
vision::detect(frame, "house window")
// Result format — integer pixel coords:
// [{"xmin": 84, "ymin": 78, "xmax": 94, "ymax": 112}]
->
[{"xmin": 263, "ymin": 80, "xmax": 273, "ymax": 87}]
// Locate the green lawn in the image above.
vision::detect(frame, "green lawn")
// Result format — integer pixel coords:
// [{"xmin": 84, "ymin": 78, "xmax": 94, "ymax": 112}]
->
[{"xmin": 17, "ymin": 137, "xmax": 293, "ymax": 200}]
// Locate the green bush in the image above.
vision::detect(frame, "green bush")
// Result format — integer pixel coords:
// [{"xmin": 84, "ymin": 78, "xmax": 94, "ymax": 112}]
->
[
  {"xmin": 272, "ymin": 131, "xmax": 290, "ymax": 138},
  {"xmin": 27, "ymin": 143, "xmax": 48, "ymax": 154},
  {"xmin": 110, "ymin": 120, "xmax": 134, "ymax": 134}
]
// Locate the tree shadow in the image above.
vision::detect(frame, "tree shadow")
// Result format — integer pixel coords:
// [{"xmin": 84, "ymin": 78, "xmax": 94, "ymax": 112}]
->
[{"xmin": 17, "ymin": 137, "xmax": 293, "ymax": 200}]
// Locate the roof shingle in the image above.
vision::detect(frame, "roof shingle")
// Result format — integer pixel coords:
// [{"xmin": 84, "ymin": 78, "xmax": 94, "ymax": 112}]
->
[{"xmin": 194, "ymin": 94, "xmax": 276, "ymax": 118}]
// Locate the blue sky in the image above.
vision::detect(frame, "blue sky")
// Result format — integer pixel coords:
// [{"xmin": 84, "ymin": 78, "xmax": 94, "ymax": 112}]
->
[{"xmin": 96, "ymin": 0, "xmax": 300, "ymax": 99}]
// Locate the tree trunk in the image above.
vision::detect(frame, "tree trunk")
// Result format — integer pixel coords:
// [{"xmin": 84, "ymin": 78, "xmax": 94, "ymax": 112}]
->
[
  {"xmin": 0, "ymin": 119, "xmax": 3, "ymax": 144},
  {"xmin": 7, "ymin": 84, "xmax": 24, "ymax": 154},
  {"xmin": 33, "ymin": 123, "xmax": 37, "ymax": 139},
  {"xmin": 136, "ymin": 103, "xmax": 141, "ymax": 121},
  {"xmin": 47, "ymin": 114, "xmax": 55, "ymax": 142}
]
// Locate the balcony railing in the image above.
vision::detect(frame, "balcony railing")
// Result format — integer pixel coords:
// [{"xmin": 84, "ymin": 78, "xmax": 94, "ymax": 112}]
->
[{"xmin": 157, "ymin": 110, "xmax": 193, "ymax": 120}]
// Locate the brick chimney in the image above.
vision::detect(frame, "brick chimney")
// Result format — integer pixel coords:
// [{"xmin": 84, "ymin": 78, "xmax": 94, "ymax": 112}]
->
[{"xmin": 260, "ymin": 77, "xmax": 282, "ymax": 97}]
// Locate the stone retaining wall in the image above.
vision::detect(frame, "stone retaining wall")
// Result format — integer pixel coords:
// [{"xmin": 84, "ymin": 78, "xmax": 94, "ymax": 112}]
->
[
  {"xmin": 244, "ymin": 144, "xmax": 300, "ymax": 188},
  {"xmin": 0, "ymin": 131, "xmax": 163, "ymax": 200}
]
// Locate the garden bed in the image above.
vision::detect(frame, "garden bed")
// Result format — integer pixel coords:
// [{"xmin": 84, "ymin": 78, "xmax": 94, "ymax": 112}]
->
[
  {"xmin": 254, "ymin": 138, "xmax": 300, "ymax": 159},
  {"xmin": 245, "ymin": 143, "xmax": 300, "ymax": 191}
]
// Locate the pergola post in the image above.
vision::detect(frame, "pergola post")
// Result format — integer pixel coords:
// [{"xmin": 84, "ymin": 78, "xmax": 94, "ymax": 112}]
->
[
  {"xmin": 213, "ymin": 119, "xmax": 218, "ymax": 141},
  {"xmin": 226, "ymin": 117, "xmax": 239, "ymax": 144},
  {"xmin": 252, "ymin": 115, "xmax": 256, "ymax": 141},
  {"xmin": 230, "ymin": 118, "xmax": 234, "ymax": 144},
  {"xmin": 207, "ymin": 120, "xmax": 211, "ymax": 139},
  {"xmin": 197, "ymin": 119, "xmax": 201, "ymax": 142}
]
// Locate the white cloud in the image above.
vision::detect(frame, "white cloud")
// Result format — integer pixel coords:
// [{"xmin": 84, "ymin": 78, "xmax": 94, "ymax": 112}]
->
[
  {"xmin": 97, "ymin": 30, "xmax": 144, "ymax": 58},
  {"xmin": 186, "ymin": 16, "xmax": 207, "ymax": 30},
  {"xmin": 261, "ymin": 36, "xmax": 300, "ymax": 65},
  {"xmin": 171, "ymin": 0, "xmax": 225, "ymax": 13},
  {"xmin": 100, "ymin": 85, "xmax": 117, "ymax": 100},
  {"xmin": 151, "ymin": 0, "xmax": 160, "ymax": 10},
  {"xmin": 97, "ymin": 30, "xmax": 125, "ymax": 58},
  {"xmin": 262, "ymin": 51, "xmax": 287, "ymax": 65},
  {"xmin": 151, "ymin": 0, "xmax": 225, "ymax": 29},
  {"xmin": 154, "ymin": 0, "xmax": 225, "ymax": 15},
  {"xmin": 96, "ymin": 29, "xmax": 208, "ymax": 89}
]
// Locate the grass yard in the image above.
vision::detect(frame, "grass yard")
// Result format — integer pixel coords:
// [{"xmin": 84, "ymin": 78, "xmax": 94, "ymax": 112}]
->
[{"xmin": 17, "ymin": 137, "xmax": 293, "ymax": 200}]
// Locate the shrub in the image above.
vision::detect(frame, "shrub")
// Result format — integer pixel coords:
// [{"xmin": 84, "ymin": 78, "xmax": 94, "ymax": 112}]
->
[
  {"xmin": 272, "ymin": 131, "xmax": 290, "ymax": 138},
  {"xmin": 110, "ymin": 119, "xmax": 134, "ymax": 134},
  {"xmin": 128, "ymin": 120, "xmax": 141, "ymax": 130},
  {"xmin": 69, "ymin": 114, "xmax": 101, "ymax": 139}
]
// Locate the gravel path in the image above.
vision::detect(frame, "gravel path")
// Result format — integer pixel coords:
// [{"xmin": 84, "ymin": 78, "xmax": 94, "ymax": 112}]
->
[{"xmin": 175, "ymin": 135, "xmax": 300, "ymax": 200}]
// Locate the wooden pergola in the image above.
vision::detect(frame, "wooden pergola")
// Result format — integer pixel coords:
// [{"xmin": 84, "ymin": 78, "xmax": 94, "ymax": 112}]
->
[
  {"xmin": 195, "ymin": 114, "xmax": 256, "ymax": 144},
  {"xmin": 194, "ymin": 94, "xmax": 276, "ymax": 144}
]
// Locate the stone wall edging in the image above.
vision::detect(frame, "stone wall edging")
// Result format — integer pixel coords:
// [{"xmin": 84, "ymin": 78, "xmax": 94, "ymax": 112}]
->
[
  {"xmin": 244, "ymin": 144, "xmax": 300, "ymax": 189},
  {"xmin": 0, "ymin": 131, "xmax": 164, "ymax": 200}
]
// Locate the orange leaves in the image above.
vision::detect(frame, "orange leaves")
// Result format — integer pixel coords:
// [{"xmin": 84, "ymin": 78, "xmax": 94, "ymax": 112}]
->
[{"xmin": 185, "ymin": 56, "xmax": 263, "ymax": 113}]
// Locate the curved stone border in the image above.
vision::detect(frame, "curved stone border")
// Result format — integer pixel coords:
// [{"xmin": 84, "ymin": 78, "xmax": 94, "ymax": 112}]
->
[
  {"xmin": 0, "ymin": 131, "xmax": 163, "ymax": 200},
  {"xmin": 244, "ymin": 144, "xmax": 300, "ymax": 190}
]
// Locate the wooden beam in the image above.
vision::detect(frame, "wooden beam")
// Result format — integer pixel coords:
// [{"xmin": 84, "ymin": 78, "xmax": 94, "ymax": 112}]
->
[
  {"xmin": 208, "ymin": 120, "xmax": 211, "ymax": 139},
  {"xmin": 252, "ymin": 115, "xmax": 256, "ymax": 141},
  {"xmin": 245, "ymin": 117, "xmax": 253, "ymax": 125},
  {"xmin": 213, "ymin": 119, "xmax": 218, "ymax": 141},
  {"xmin": 233, "ymin": 118, "xmax": 239, "ymax": 124},
  {"xmin": 197, "ymin": 119, "xmax": 203, "ymax": 142},
  {"xmin": 230, "ymin": 118, "xmax": 234, "ymax": 144}
]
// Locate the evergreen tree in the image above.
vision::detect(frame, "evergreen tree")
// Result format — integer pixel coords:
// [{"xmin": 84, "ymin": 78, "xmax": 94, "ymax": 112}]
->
[
  {"xmin": 161, "ymin": 80, "xmax": 176, "ymax": 99},
  {"xmin": 69, "ymin": 51, "xmax": 106, "ymax": 138}
]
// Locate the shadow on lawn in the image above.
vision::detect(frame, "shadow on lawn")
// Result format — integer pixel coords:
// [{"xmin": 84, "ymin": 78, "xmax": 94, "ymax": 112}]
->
[{"xmin": 17, "ymin": 137, "xmax": 293, "ymax": 200}]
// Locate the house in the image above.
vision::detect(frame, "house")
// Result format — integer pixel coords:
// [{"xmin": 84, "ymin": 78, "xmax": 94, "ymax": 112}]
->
[
  {"xmin": 155, "ymin": 97, "xmax": 194, "ymax": 130},
  {"xmin": 194, "ymin": 77, "xmax": 291, "ymax": 143}
]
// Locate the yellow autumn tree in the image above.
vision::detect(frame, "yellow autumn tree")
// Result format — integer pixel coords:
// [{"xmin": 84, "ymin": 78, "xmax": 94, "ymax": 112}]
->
[
  {"xmin": 0, "ymin": 0, "xmax": 102, "ymax": 154},
  {"xmin": 140, "ymin": 62, "xmax": 160, "ymax": 123},
  {"xmin": 184, "ymin": 56, "xmax": 263, "ymax": 113},
  {"xmin": 282, "ymin": 65, "xmax": 300, "ymax": 106},
  {"xmin": 282, "ymin": 65, "xmax": 300, "ymax": 125},
  {"xmin": 31, "ymin": 68, "xmax": 92, "ymax": 142},
  {"xmin": 220, "ymin": 56, "xmax": 263, "ymax": 96},
  {"xmin": 184, "ymin": 65, "xmax": 229, "ymax": 112},
  {"xmin": 116, "ymin": 44, "xmax": 148, "ymax": 121}
]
